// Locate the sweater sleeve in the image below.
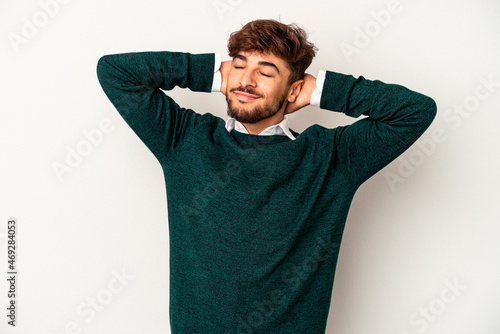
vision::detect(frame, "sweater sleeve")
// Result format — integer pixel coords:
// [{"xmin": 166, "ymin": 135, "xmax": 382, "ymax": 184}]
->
[
  {"xmin": 320, "ymin": 71, "xmax": 437, "ymax": 186},
  {"xmin": 96, "ymin": 52, "xmax": 215, "ymax": 162}
]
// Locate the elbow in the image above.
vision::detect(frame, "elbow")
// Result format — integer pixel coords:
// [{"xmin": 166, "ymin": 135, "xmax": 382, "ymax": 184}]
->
[
  {"xmin": 422, "ymin": 96, "xmax": 438, "ymax": 128},
  {"xmin": 96, "ymin": 55, "xmax": 111, "ymax": 82},
  {"xmin": 96, "ymin": 54, "xmax": 120, "ymax": 95},
  {"xmin": 415, "ymin": 94, "xmax": 437, "ymax": 132}
]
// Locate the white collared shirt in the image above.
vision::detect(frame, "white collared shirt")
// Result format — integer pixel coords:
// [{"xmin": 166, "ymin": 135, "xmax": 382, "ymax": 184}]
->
[
  {"xmin": 211, "ymin": 53, "xmax": 326, "ymax": 141},
  {"xmin": 225, "ymin": 115, "xmax": 296, "ymax": 140}
]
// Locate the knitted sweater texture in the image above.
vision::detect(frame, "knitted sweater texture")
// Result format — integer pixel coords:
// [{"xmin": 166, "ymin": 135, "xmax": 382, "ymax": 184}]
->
[{"xmin": 96, "ymin": 51, "xmax": 437, "ymax": 334}]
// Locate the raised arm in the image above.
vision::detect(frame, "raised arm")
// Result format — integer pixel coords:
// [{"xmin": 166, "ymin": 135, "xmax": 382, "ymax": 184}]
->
[
  {"xmin": 96, "ymin": 52, "xmax": 216, "ymax": 162},
  {"xmin": 290, "ymin": 71, "xmax": 437, "ymax": 186}
]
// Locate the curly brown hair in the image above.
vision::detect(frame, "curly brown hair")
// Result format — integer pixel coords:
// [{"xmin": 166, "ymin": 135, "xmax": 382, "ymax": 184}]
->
[{"xmin": 227, "ymin": 19, "xmax": 318, "ymax": 85}]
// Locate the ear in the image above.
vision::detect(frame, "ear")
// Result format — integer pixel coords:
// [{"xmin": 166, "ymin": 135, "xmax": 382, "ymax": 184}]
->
[{"xmin": 287, "ymin": 80, "xmax": 304, "ymax": 103}]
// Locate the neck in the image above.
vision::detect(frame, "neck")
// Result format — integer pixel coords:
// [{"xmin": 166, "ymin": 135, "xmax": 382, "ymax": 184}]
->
[{"xmin": 241, "ymin": 108, "xmax": 286, "ymax": 135}]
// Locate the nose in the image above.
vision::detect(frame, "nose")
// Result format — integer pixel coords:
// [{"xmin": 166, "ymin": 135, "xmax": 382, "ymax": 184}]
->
[{"xmin": 239, "ymin": 68, "xmax": 256, "ymax": 88}]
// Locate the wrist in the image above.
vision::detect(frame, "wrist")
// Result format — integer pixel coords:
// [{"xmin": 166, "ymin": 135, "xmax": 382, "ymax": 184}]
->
[
  {"xmin": 310, "ymin": 70, "xmax": 326, "ymax": 107},
  {"xmin": 211, "ymin": 53, "xmax": 222, "ymax": 93},
  {"xmin": 219, "ymin": 60, "xmax": 232, "ymax": 95},
  {"xmin": 304, "ymin": 73, "xmax": 317, "ymax": 105}
]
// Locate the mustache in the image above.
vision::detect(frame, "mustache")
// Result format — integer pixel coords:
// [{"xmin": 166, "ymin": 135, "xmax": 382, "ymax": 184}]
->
[{"xmin": 229, "ymin": 86, "xmax": 263, "ymax": 98}]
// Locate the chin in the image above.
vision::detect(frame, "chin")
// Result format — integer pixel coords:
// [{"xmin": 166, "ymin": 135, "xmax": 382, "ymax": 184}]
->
[{"xmin": 228, "ymin": 110, "xmax": 257, "ymax": 124}]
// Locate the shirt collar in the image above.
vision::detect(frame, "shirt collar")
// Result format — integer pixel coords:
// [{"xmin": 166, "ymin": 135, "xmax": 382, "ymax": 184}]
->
[{"xmin": 225, "ymin": 115, "xmax": 296, "ymax": 140}]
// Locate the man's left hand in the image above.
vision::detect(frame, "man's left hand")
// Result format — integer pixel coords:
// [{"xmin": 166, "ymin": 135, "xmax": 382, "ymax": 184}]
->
[{"xmin": 285, "ymin": 74, "xmax": 317, "ymax": 115}]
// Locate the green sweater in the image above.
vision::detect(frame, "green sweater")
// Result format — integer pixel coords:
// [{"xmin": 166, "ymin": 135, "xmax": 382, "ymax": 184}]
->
[{"xmin": 96, "ymin": 51, "xmax": 436, "ymax": 334}]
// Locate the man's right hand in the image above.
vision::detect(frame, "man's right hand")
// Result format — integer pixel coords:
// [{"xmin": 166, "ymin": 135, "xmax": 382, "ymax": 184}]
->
[{"xmin": 220, "ymin": 60, "xmax": 232, "ymax": 96}]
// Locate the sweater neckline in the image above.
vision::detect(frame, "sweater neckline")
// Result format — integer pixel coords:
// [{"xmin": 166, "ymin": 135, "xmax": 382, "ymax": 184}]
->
[{"xmin": 229, "ymin": 128, "xmax": 299, "ymax": 149}]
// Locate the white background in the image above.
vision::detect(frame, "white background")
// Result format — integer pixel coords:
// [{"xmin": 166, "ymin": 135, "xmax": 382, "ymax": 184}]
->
[{"xmin": 1, "ymin": 0, "xmax": 499, "ymax": 333}]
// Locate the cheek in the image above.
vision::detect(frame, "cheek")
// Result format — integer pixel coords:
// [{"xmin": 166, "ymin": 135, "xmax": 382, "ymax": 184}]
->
[
  {"xmin": 265, "ymin": 84, "xmax": 286, "ymax": 100},
  {"xmin": 227, "ymin": 75, "xmax": 236, "ymax": 88},
  {"xmin": 227, "ymin": 71, "xmax": 240, "ymax": 87},
  {"xmin": 260, "ymin": 81, "xmax": 277, "ymax": 96}
]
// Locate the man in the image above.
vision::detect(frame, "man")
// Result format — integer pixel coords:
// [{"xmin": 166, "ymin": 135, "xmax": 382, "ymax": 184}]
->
[{"xmin": 97, "ymin": 19, "xmax": 436, "ymax": 334}]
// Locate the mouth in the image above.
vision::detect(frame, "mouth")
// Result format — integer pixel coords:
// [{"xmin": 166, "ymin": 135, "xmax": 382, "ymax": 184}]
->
[{"xmin": 233, "ymin": 91, "xmax": 261, "ymax": 102}]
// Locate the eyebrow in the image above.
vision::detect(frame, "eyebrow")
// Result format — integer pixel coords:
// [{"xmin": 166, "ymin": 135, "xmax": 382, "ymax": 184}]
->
[{"xmin": 234, "ymin": 54, "xmax": 281, "ymax": 74}]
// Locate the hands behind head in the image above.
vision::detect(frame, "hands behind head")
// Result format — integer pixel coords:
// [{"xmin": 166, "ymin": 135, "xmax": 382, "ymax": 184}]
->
[
  {"xmin": 219, "ymin": 59, "xmax": 316, "ymax": 115},
  {"xmin": 220, "ymin": 60, "xmax": 232, "ymax": 96},
  {"xmin": 285, "ymin": 73, "xmax": 316, "ymax": 115}
]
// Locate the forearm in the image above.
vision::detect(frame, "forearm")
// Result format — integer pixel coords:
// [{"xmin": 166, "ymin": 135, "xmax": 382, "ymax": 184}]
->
[
  {"xmin": 97, "ymin": 51, "xmax": 215, "ymax": 107},
  {"xmin": 320, "ymin": 71, "xmax": 436, "ymax": 126}
]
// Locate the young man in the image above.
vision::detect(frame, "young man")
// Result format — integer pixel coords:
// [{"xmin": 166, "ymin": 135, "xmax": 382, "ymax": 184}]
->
[{"xmin": 97, "ymin": 19, "xmax": 436, "ymax": 334}]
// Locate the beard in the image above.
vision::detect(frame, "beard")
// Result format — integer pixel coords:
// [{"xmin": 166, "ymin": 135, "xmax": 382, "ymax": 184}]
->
[{"xmin": 226, "ymin": 86, "xmax": 288, "ymax": 124}]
